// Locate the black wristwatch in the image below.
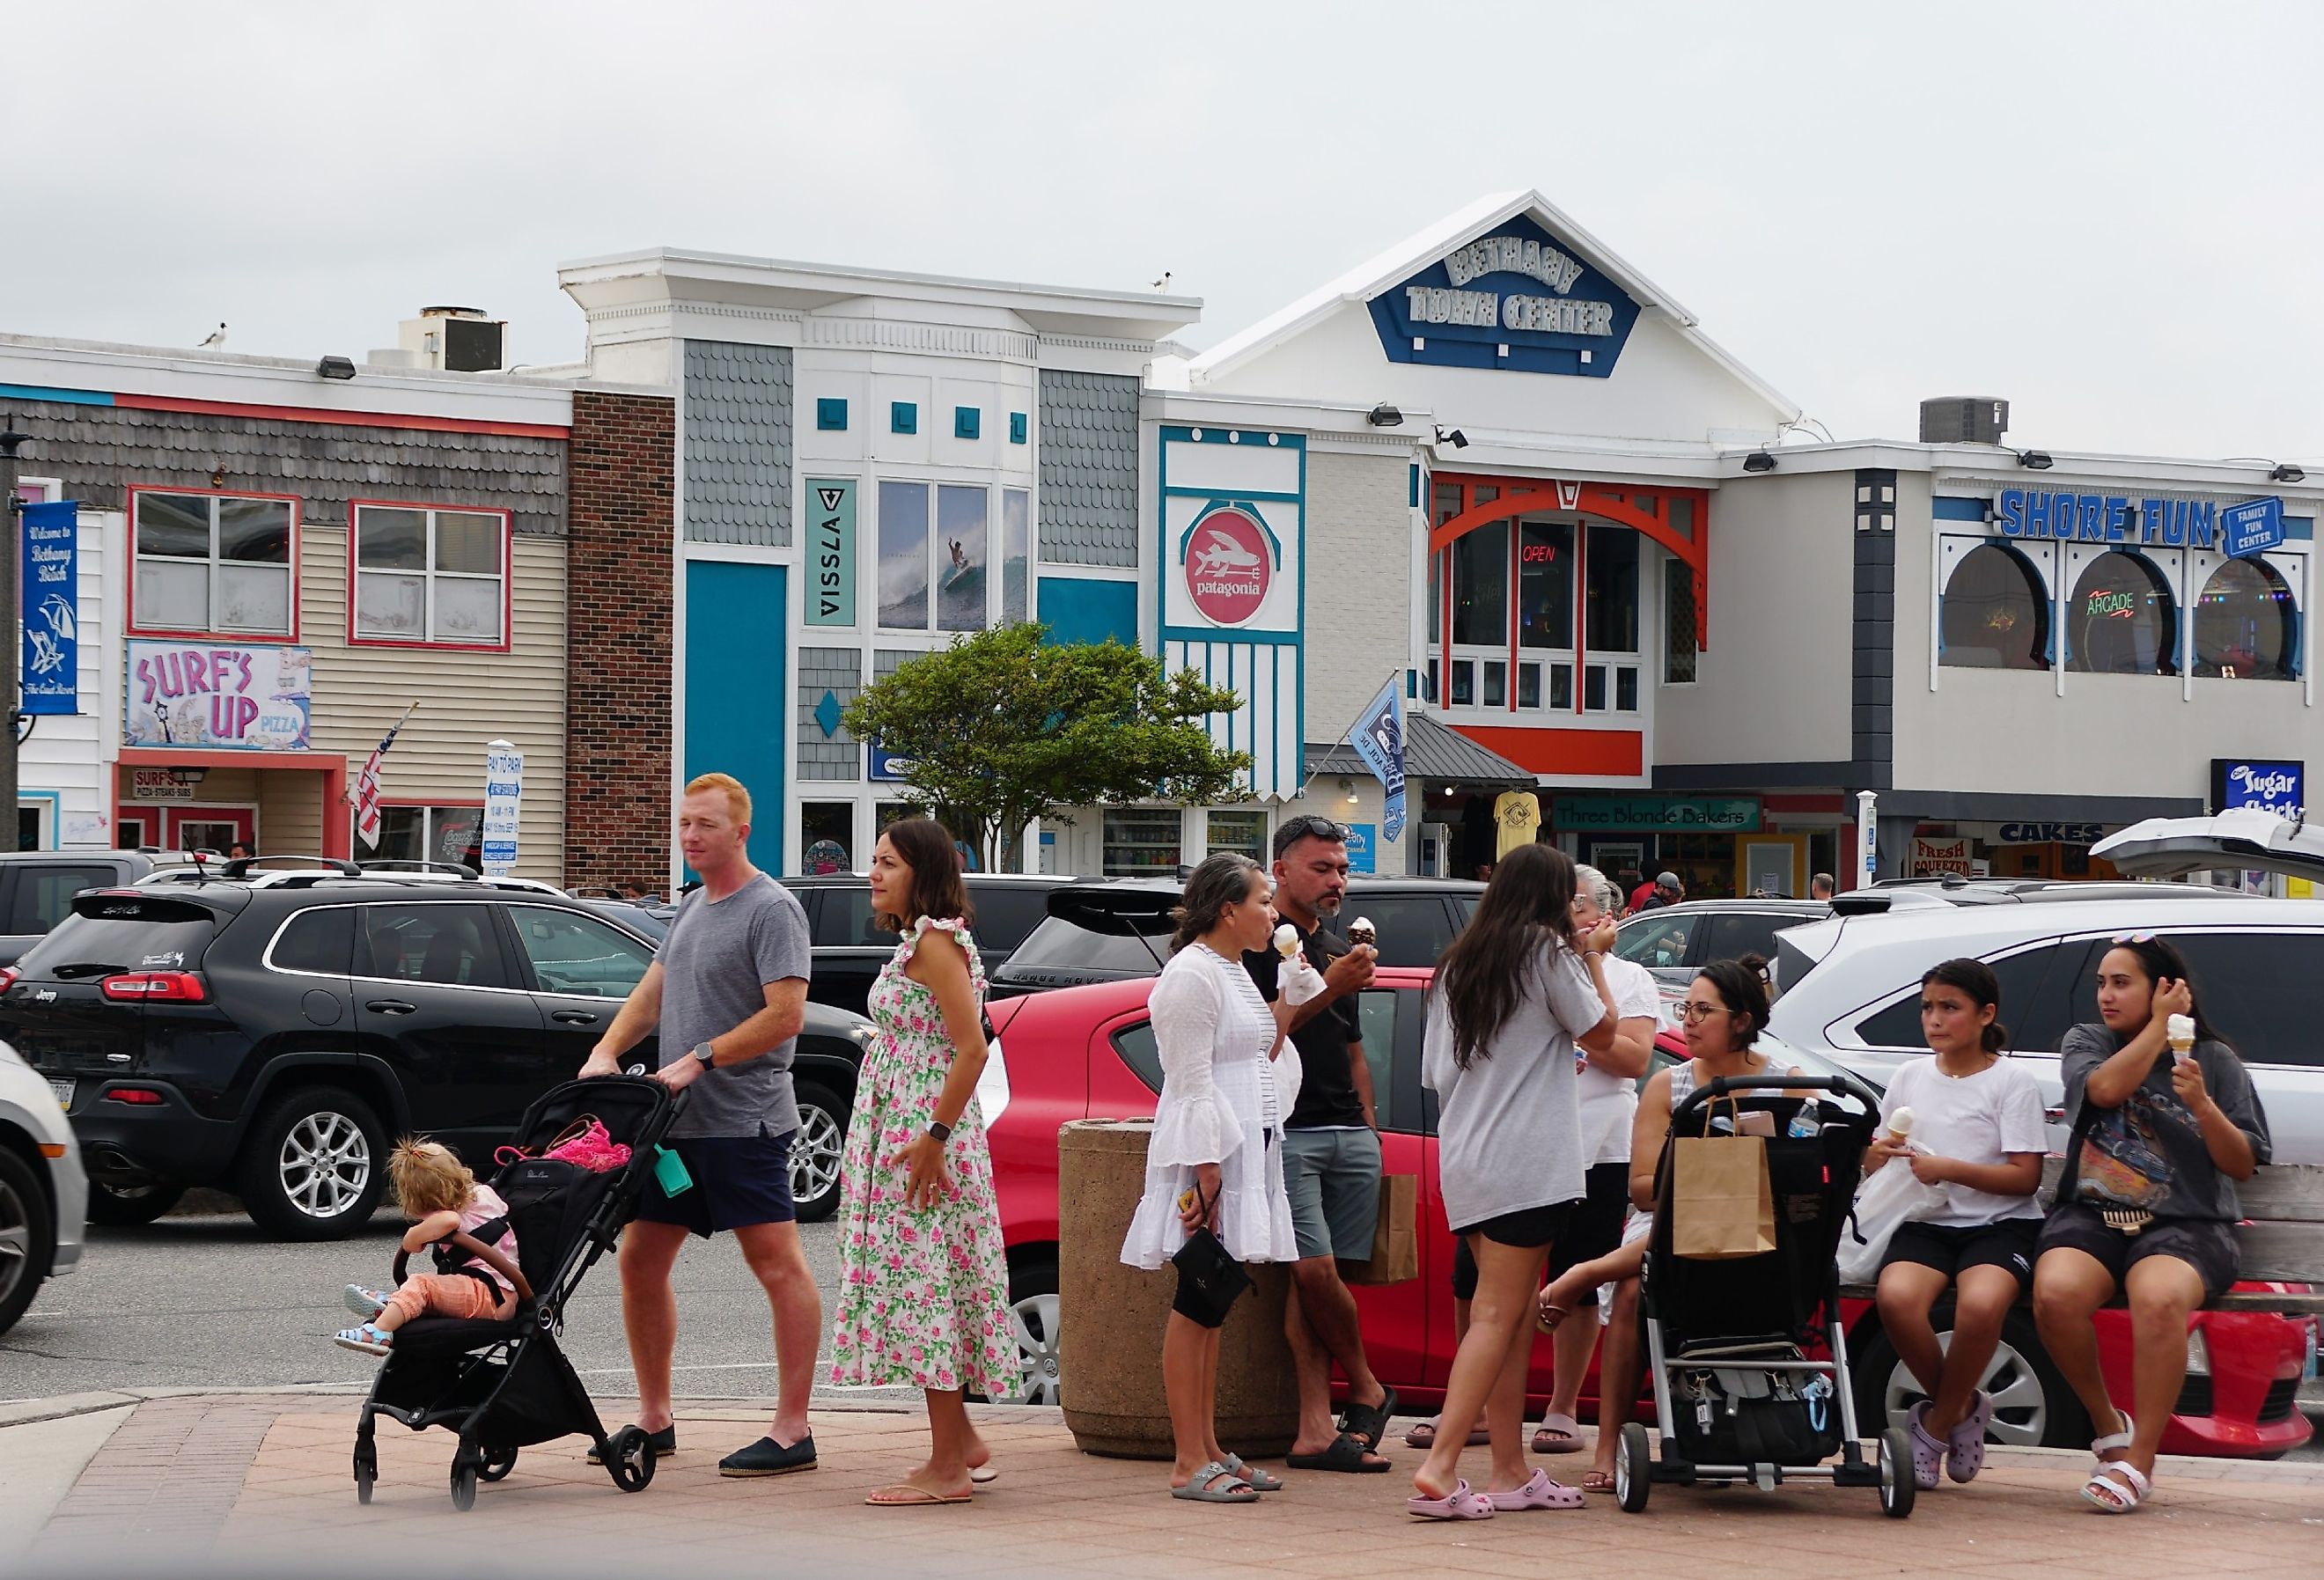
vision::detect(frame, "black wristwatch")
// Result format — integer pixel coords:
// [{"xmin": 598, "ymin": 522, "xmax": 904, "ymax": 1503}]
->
[
  {"xmin": 691, "ymin": 1040, "xmax": 717, "ymax": 1069},
  {"xmin": 926, "ymin": 1120, "xmax": 952, "ymax": 1143}
]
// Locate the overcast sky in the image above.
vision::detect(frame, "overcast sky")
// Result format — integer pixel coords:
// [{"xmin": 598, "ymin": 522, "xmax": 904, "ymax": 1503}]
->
[{"xmin": 9, "ymin": 2, "xmax": 2320, "ymax": 460}]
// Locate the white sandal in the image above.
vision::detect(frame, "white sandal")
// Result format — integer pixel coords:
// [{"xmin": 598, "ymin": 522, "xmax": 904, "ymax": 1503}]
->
[{"xmin": 2081, "ymin": 1412, "xmax": 2146, "ymax": 1513}]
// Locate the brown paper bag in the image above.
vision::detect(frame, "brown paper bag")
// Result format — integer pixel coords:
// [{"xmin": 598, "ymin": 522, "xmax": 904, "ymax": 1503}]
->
[
  {"xmin": 1668, "ymin": 1133, "xmax": 1776, "ymax": 1260},
  {"xmin": 1342, "ymin": 1172, "xmax": 1418, "ymax": 1285}
]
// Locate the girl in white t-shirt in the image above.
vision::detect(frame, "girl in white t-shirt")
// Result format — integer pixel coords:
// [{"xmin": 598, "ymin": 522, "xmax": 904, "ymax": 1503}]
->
[{"xmin": 1864, "ymin": 957, "xmax": 2047, "ymax": 1492}]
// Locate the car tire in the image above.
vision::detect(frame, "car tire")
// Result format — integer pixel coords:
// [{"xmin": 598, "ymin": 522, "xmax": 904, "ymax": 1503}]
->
[
  {"xmin": 1852, "ymin": 1300, "xmax": 2087, "ymax": 1450},
  {"xmin": 0, "ymin": 1146, "xmax": 56, "ymax": 1337},
  {"xmin": 84, "ymin": 1180, "xmax": 186, "ymax": 1228},
  {"xmin": 1001, "ymin": 1257, "xmax": 1062, "ymax": 1406},
  {"xmin": 236, "ymin": 1085, "xmax": 389, "ymax": 1241},
  {"xmin": 788, "ymin": 1082, "xmax": 848, "ymax": 1224}
]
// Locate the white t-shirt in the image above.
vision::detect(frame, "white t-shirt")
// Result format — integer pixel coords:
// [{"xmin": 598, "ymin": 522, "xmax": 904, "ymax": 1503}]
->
[
  {"xmin": 1879, "ymin": 1055, "xmax": 2048, "ymax": 1227},
  {"xmin": 1577, "ymin": 956, "xmax": 1657, "ymax": 1166},
  {"xmin": 1423, "ymin": 938, "xmax": 1603, "ymax": 1231}
]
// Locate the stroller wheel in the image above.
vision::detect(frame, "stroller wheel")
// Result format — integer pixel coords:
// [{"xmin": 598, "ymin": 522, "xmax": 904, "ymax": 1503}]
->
[
  {"xmin": 450, "ymin": 1448, "xmax": 480, "ymax": 1512},
  {"xmin": 1876, "ymin": 1428, "xmax": 1916, "ymax": 1519},
  {"xmin": 1615, "ymin": 1422, "xmax": 1652, "ymax": 1514},
  {"xmin": 605, "ymin": 1424, "xmax": 657, "ymax": 1493},
  {"xmin": 352, "ymin": 1446, "xmax": 376, "ymax": 1505},
  {"xmin": 478, "ymin": 1445, "xmax": 518, "ymax": 1482}
]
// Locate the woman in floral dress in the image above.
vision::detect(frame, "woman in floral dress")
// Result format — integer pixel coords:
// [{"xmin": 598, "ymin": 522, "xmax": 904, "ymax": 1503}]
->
[{"xmin": 828, "ymin": 817, "xmax": 1015, "ymax": 1507}]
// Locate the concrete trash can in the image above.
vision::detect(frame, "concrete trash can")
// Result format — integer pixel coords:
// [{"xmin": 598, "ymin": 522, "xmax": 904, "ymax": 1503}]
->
[{"xmin": 1057, "ymin": 1118, "xmax": 1298, "ymax": 1459}]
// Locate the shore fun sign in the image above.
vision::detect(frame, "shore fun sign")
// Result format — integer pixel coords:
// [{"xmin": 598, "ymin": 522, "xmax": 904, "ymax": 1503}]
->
[
  {"xmin": 1368, "ymin": 212, "xmax": 1642, "ymax": 378},
  {"xmin": 1994, "ymin": 489, "xmax": 2291, "ymax": 558},
  {"xmin": 124, "ymin": 641, "xmax": 311, "ymax": 750}
]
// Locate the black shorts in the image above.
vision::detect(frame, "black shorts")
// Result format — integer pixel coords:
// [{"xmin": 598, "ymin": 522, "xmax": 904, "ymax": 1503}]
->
[
  {"xmin": 2036, "ymin": 1201, "xmax": 2240, "ymax": 1301},
  {"xmin": 1880, "ymin": 1217, "xmax": 2040, "ymax": 1294},
  {"xmin": 633, "ymin": 1128, "xmax": 797, "ymax": 1238},
  {"xmin": 1453, "ymin": 1199, "xmax": 1572, "ymax": 1252},
  {"xmin": 1544, "ymin": 1162, "xmax": 1631, "ymax": 1305}
]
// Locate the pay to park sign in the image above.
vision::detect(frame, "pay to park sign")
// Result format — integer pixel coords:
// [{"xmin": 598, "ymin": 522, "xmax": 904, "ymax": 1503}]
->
[{"xmin": 482, "ymin": 741, "xmax": 523, "ymax": 878}]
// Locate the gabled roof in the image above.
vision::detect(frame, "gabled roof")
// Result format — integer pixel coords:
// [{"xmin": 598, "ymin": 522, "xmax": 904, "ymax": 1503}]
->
[{"xmin": 1189, "ymin": 191, "xmax": 1798, "ymax": 422}]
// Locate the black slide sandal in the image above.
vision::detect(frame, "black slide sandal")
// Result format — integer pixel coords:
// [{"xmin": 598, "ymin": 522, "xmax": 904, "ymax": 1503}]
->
[{"xmin": 1286, "ymin": 1432, "xmax": 1391, "ymax": 1473}]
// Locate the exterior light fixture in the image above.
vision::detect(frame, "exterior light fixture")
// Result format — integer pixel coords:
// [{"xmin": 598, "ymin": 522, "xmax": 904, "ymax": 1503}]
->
[
  {"xmin": 1741, "ymin": 450, "xmax": 1776, "ymax": 473},
  {"xmin": 2269, "ymin": 463, "xmax": 2305, "ymax": 483},
  {"xmin": 2017, "ymin": 450, "xmax": 2055, "ymax": 470},
  {"xmin": 316, "ymin": 356, "xmax": 358, "ymax": 380},
  {"xmin": 1433, "ymin": 425, "xmax": 1469, "ymax": 449},
  {"xmin": 1365, "ymin": 403, "xmax": 1404, "ymax": 428}
]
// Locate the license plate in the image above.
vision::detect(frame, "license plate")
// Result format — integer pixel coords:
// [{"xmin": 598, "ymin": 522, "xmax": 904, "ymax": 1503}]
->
[{"xmin": 48, "ymin": 1078, "xmax": 72, "ymax": 1111}]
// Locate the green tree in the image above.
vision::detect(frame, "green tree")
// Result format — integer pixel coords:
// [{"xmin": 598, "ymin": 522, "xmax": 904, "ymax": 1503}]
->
[{"xmin": 842, "ymin": 624, "xmax": 1252, "ymax": 870}]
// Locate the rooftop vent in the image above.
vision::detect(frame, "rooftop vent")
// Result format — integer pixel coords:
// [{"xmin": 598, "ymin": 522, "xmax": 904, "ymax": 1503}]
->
[
  {"xmin": 398, "ymin": 306, "xmax": 506, "ymax": 373},
  {"xmin": 1921, "ymin": 397, "xmax": 2009, "ymax": 446}
]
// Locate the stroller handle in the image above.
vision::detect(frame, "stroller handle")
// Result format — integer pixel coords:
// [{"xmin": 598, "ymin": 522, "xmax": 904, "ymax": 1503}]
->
[{"xmin": 1669, "ymin": 1073, "xmax": 1872, "ymax": 1125}]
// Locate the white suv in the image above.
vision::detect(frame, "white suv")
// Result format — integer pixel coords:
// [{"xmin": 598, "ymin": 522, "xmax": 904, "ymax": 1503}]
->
[
  {"xmin": 1767, "ymin": 881, "xmax": 2324, "ymax": 1165},
  {"xmin": 0, "ymin": 1035, "xmax": 86, "ymax": 1334}
]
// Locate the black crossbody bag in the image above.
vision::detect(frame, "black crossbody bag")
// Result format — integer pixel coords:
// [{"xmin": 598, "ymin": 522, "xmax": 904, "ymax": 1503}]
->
[{"xmin": 1169, "ymin": 1179, "xmax": 1252, "ymax": 1325}]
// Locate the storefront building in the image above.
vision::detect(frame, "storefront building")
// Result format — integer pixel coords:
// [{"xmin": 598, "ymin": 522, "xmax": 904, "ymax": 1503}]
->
[{"xmin": 0, "ymin": 333, "xmax": 672, "ymax": 884}]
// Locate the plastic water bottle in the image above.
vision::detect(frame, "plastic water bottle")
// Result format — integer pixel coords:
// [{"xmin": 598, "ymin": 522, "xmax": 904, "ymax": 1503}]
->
[{"xmin": 1787, "ymin": 1099, "xmax": 1822, "ymax": 1139}]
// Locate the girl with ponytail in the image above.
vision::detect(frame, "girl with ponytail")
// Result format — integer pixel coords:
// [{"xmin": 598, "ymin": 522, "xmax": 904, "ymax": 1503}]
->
[{"xmin": 1862, "ymin": 957, "xmax": 2048, "ymax": 1494}]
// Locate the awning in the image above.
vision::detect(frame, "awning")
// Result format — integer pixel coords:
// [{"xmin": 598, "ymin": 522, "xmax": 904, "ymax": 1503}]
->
[{"xmin": 1306, "ymin": 710, "xmax": 1535, "ymax": 790}]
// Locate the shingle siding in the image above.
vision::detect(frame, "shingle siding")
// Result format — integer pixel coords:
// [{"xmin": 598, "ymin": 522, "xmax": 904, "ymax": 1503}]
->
[
  {"xmin": 797, "ymin": 646, "xmax": 862, "ymax": 781},
  {"xmin": 684, "ymin": 341, "xmax": 793, "ymax": 547},
  {"xmin": 1037, "ymin": 370, "xmax": 1137, "ymax": 567},
  {"xmin": 2, "ymin": 399, "xmax": 567, "ymax": 535}
]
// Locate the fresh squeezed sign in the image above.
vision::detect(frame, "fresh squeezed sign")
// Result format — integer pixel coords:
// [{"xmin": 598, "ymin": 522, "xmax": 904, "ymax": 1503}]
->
[
  {"xmin": 1368, "ymin": 212, "xmax": 1642, "ymax": 378},
  {"xmin": 481, "ymin": 741, "xmax": 523, "ymax": 877},
  {"xmin": 1994, "ymin": 490, "xmax": 2290, "ymax": 558},
  {"xmin": 805, "ymin": 480, "xmax": 856, "ymax": 627},
  {"xmin": 124, "ymin": 641, "xmax": 311, "ymax": 749},
  {"xmin": 21, "ymin": 501, "xmax": 78, "ymax": 717}
]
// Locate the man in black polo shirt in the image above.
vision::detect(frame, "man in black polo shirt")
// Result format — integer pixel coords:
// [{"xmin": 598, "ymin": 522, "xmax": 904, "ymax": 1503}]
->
[{"xmin": 1244, "ymin": 816, "xmax": 1394, "ymax": 1471}]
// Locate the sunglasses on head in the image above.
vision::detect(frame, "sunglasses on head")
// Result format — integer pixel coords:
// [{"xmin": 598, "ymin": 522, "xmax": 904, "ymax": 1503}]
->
[
  {"xmin": 2110, "ymin": 931, "xmax": 2157, "ymax": 945},
  {"xmin": 1280, "ymin": 815, "xmax": 1346, "ymax": 842}
]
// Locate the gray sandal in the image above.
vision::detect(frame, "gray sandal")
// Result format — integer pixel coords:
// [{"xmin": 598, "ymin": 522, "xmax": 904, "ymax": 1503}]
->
[
  {"xmin": 1171, "ymin": 1460, "xmax": 1261, "ymax": 1503},
  {"xmin": 1221, "ymin": 1453, "xmax": 1283, "ymax": 1492}
]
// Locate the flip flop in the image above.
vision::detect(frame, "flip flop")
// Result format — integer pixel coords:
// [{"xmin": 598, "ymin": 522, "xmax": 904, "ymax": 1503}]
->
[
  {"xmin": 1946, "ymin": 1390, "xmax": 1992, "ymax": 1483},
  {"xmin": 1404, "ymin": 1419, "xmax": 1488, "ymax": 1449},
  {"xmin": 1286, "ymin": 1432, "xmax": 1391, "ymax": 1473},
  {"xmin": 1170, "ymin": 1461, "xmax": 1261, "ymax": 1503},
  {"xmin": 970, "ymin": 1465, "xmax": 998, "ymax": 1487},
  {"xmin": 1337, "ymin": 1385, "xmax": 1399, "ymax": 1452},
  {"xmin": 1220, "ymin": 1453, "xmax": 1284, "ymax": 1492},
  {"xmin": 1536, "ymin": 1300, "xmax": 1570, "ymax": 1334},
  {"xmin": 1579, "ymin": 1469, "xmax": 1617, "ymax": 1494},
  {"xmin": 867, "ymin": 1483, "xmax": 974, "ymax": 1507},
  {"xmin": 1532, "ymin": 1413, "xmax": 1585, "ymax": 1454},
  {"xmin": 1905, "ymin": 1401, "xmax": 1945, "ymax": 1491},
  {"xmin": 1487, "ymin": 1469, "xmax": 1585, "ymax": 1511},
  {"xmin": 1408, "ymin": 1478, "xmax": 1495, "ymax": 1521},
  {"xmin": 2082, "ymin": 1461, "xmax": 2151, "ymax": 1514}
]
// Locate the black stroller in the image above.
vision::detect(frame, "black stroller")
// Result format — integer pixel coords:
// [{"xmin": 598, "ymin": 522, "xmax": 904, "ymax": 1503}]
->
[
  {"xmin": 1614, "ymin": 1073, "xmax": 1916, "ymax": 1518},
  {"xmin": 352, "ymin": 1076, "xmax": 678, "ymax": 1510}
]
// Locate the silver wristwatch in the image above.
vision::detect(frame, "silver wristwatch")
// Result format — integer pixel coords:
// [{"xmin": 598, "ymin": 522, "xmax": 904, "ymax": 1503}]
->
[{"xmin": 691, "ymin": 1040, "xmax": 717, "ymax": 1069}]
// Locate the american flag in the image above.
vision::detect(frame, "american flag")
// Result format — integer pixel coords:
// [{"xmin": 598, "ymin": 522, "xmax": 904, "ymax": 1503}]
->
[{"xmin": 353, "ymin": 708, "xmax": 414, "ymax": 849}]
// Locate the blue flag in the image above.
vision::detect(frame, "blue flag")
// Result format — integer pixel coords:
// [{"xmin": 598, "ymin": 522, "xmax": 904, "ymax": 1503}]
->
[
  {"xmin": 1347, "ymin": 676, "xmax": 1407, "ymax": 841},
  {"xmin": 21, "ymin": 501, "xmax": 78, "ymax": 717}
]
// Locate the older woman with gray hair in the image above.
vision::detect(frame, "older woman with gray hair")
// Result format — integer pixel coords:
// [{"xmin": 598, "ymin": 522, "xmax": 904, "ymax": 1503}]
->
[{"xmin": 1531, "ymin": 863, "xmax": 1660, "ymax": 1472}]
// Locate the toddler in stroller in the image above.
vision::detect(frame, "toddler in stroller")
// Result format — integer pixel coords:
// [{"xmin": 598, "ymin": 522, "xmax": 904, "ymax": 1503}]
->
[{"xmin": 336, "ymin": 1140, "xmax": 521, "ymax": 1355}]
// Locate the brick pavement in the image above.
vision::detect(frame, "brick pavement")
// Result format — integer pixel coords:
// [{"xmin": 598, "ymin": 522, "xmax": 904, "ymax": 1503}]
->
[{"xmin": 15, "ymin": 1395, "xmax": 2322, "ymax": 1579}]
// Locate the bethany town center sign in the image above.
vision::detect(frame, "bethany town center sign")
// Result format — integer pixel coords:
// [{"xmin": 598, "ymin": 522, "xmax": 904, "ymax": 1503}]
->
[{"xmin": 1368, "ymin": 213, "xmax": 1643, "ymax": 378}]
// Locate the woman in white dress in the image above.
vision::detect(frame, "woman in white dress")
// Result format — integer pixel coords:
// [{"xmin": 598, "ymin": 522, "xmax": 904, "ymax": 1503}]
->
[{"xmin": 1121, "ymin": 853, "xmax": 1304, "ymax": 1504}]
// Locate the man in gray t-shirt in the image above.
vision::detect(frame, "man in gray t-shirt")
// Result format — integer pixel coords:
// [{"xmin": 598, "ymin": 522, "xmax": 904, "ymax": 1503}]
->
[{"xmin": 579, "ymin": 774, "xmax": 821, "ymax": 1477}]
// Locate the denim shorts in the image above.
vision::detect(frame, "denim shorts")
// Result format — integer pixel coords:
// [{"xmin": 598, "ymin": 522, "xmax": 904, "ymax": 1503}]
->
[{"xmin": 634, "ymin": 1128, "xmax": 797, "ymax": 1238}]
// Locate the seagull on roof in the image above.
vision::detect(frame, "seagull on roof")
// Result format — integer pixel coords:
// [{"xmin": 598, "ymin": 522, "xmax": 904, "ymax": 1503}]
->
[
  {"xmin": 198, "ymin": 322, "xmax": 227, "ymax": 349},
  {"xmin": 1151, "ymin": 273, "xmax": 1172, "ymax": 290}
]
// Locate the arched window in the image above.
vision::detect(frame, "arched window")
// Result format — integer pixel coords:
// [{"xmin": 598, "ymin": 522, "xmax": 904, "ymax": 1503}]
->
[
  {"xmin": 1940, "ymin": 544, "xmax": 2048, "ymax": 670},
  {"xmin": 2194, "ymin": 558, "xmax": 2298, "ymax": 681},
  {"xmin": 2067, "ymin": 552, "xmax": 2175, "ymax": 675}
]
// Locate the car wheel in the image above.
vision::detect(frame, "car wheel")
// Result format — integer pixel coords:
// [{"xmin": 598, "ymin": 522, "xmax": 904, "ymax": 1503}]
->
[
  {"xmin": 1854, "ymin": 1304, "xmax": 2086, "ymax": 1450},
  {"xmin": 1000, "ymin": 1258, "xmax": 1062, "ymax": 1406},
  {"xmin": 236, "ymin": 1085, "xmax": 388, "ymax": 1241},
  {"xmin": 0, "ymin": 1147, "xmax": 56, "ymax": 1337},
  {"xmin": 85, "ymin": 1180, "xmax": 186, "ymax": 1228},
  {"xmin": 788, "ymin": 1082, "xmax": 847, "ymax": 1224}
]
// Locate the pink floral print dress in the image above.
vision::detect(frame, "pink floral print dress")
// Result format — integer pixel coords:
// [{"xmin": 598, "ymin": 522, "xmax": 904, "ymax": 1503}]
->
[{"xmin": 827, "ymin": 915, "xmax": 1017, "ymax": 1397}]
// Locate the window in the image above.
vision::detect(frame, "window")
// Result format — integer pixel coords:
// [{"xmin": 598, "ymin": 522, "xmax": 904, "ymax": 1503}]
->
[
  {"xmin": 1354, "ymin": 897, "xmax": 1460, "ymax": 969},
  {"xmin": 878, "ymin": 481, "xmax": 930, "ymax": 629},
  {"xmin": 509, "ymin": 907, "xmax": 653, "ymax": 998},
  {"xmin": 937, "ymin": 484, "xmax": 988, "ymax": 633},
  {"xmin": 809, "ymin": 885, "xmax": 883, "ymax": 947},
  {"xmin": 1518, "ymin": 518, "xmax": 1574, "ymax": 650},
  {"xmin": 2068, "ymin": 552, "xmax": 2174, "ymax": 675},
  {"xmin": 1482, "ymin": 660, "xmax": 1506, "ymax": 707},
  {"xmin": 2163, "ymin": 932, "xmax": 2324, "ymax": 1068},
  {"xmin": 1852, "ymin": 940, "xmax": 2092, "ymax": 1053},
  {"xmin": 1206, "ymin": 810, "xmax": 1266, "ymax": 859},
  {"xmin": 963, "ymin": 883, "xmax": 1050, "ymax": 952},
  {"xmin": 1700, "ymin": 909, "xmax": 1813, "ymax": 963},
  {"xmin": 1585, "ymin": 525, "xmax": 1640, "ymax": 654},
  {"xmin": 369, "ymin": 805, "xmax": 483, "ymax": 871},
  {"xmin": 8, "ymin": 865, "xmax": 120, "ymax": 934},
  {"xmin": 1614, "ymin": 911, "xmax": 1697, "ymax": 970},
  {"xmin": 360, "ymin": 903, "xmax": 509, "ymax": 988},
  {"xmin": 1102, "ymin": 808, "xmax": 1181, "ymax": 876},
  {"xmin": 800, "ymin": 802, "xmax": 854, "ymax": 875},
  {"xmin": 1002, "ymin": 489, "xmax": 1030, "ymax": 624},
  {"xmin": 1940, "ymin": 544, "xmax": 2048, "ymax": 670},
  {"xmin": 2194, "ymin": 559, "xmax": 2298, "ymax": 681},
  {"xmin": 352, "ymin": 504, "xmax": 508, "ymax": 646},
  {"xmin": 1452, "ymin": 521, "xmax": 1508, "ymax": 647},
  {"xmin": 1665, "ymin": 558, "xmax": 1698, "ymax": 683},
  {"xmin": 1113, "ymin": 1020, "xmax": 1165, "ymax": 1092},
  {"xmin": 132, "ymin": 489, "xmax": 293, "ymax": 636},
  {"xmin": 271, "ymin": 907, "xmax": 356, "ymax": 974}
]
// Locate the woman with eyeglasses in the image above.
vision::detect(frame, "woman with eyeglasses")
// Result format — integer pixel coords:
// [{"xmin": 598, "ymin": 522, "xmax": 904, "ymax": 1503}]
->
[
  {"xmin": 1119, "ymin": 853, "xmax": 1305, "ymax": 1504},
  {"xmin": 1533, "ymin": 953, "xmax": 1793, "ymax": 1494},
  {"xmin": 1408, "ymin": 844, "xmax": 1618, "ymax": 1520},
  {"xmin": 2031, "ymin": 934, "xmax": 2270, "ymax": 1515}
]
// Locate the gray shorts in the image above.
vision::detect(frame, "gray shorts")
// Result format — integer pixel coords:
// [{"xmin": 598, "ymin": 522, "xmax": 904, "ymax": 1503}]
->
[{"xmin": 1281, "ymin": 1127, "xmax": 1381, "ymax": 1261}]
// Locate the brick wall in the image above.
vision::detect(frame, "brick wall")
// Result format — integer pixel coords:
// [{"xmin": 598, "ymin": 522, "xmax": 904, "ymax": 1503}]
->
[
  {"xmin": 1304, "ymin": 448, "xmax": 1414, "ymax": 741},
  {"xmin": 565, "ymin": 389, "xmax": 677, "ymax": 893}
]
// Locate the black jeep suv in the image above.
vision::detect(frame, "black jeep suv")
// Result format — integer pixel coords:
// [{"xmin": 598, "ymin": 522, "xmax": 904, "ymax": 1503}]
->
[{"xmin": 0, "ymin": 872, "xmax": 875, "ymax": 1238}]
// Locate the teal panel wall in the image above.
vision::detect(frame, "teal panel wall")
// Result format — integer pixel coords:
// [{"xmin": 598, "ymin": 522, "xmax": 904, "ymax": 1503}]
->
[
  {"xmin": 1037, "ymin": 576, "xmax": 1138, "ymax": 648},
  {"xmin": 685, "ymin": 560, "xmax": 788, "ymax": 868}
]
